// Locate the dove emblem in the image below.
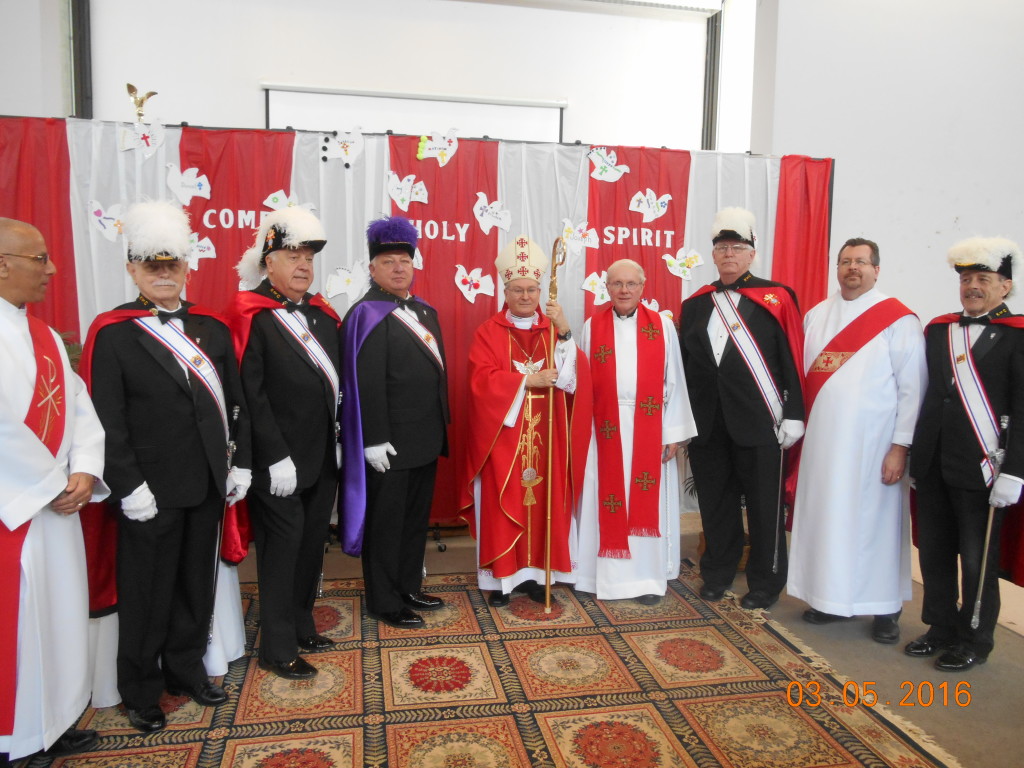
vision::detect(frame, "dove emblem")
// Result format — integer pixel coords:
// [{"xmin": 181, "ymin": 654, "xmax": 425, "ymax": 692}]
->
[
  {"xmin": 454, "ymin": 264, "xmax": 496, "ymax": 303},
  {"xmin": 587, "ymin": 147, "xmax": 630, "ymax": 182},
  {"xmin": 629, "ymin": 188, "xmax": 672, "ymax": 223},
  {"xmin": 417, "ymin": 129, "xmax": 459, "ymax": 167},
  {"xmin": 473, "ymin": 192, "xmax": 512, "ymax": 234},
  {"xmin": 88, "ymin": 201, "xmax": 125, "ymax": 242},
  {"xmin": 581, "ymin": 270, "xmax": 610, "ymax": 305},
  {"xmin": 325, "ymin": 264, "xmax": 369, "ymax": 301},
  {"xmin": 662, "ymin": 248, "xmax": 704, "ymax": 280},
  {"xmin": 387, "ymin": 171, "xmax": 429, "ymax": 212},
  {"xmin": 188, "ymin": 233, "xmax": 217, "ymax": 271},
  {"xmin": 166, "ymin": 164, "xmax": 212, "ymax": 205},
  {"xmin": 561, "ymin": 218, "xmax": 599, "ymax": 258},
  {"xmin": 322, "ymin": 128, "xmax": 364, "ymax": 167}
]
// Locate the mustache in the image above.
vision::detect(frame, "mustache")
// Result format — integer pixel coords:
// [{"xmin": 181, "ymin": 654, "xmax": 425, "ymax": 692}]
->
[
  {"xmin": 153, "ymin": 280, "xmax": 178, "ymax": 288},
  {"xmin": 963, "ymin": 290, "xmax": 984, "ymax": 299}
]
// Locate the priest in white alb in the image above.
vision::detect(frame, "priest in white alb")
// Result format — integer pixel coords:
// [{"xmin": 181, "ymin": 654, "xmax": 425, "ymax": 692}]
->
[
  {"xmin": 0, "ymin": 218, "xmax": 108, "ymax": 762},
  {"xmin": 576, "ymin": 259, "xmax": 697, "ymax": 604},
  {"xmin": 788, "ymin": 238, "xmax": 926, "ymax": 643}
]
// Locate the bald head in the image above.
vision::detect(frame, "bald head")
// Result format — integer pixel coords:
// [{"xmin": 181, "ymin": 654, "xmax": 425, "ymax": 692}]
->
[
  {"xmin": 606, "ymin": 259, "xmax": 646, "ymax": 316},
  {"xmin": 0, "ymin": 218, "xmax": 55, "ymax": 307}
]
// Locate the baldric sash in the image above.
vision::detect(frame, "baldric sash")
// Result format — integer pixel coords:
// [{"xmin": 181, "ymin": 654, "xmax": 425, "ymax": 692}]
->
[
  {"xmin": 271, "ymin": 308, "xmax": 341, "ymax": 411},
  {"xmin": 392, "ymin": 306, "xmax": 445, "ymax": 369},
  {"xmin": 711, "ymin": 290, "xmax": 783, "ymax": 425},
  {"xmin": 1, "ymin": 316, "xmax": 67, "ymax": 731},
  {"xmin": 948, "ymin": 324, "xmax": 1002, "ymax": 486}
]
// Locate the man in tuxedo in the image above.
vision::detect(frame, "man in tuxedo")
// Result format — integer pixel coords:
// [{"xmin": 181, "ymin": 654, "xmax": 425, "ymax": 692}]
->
[
  {"xmin": 85, "ymin": 202, "xmax": 250, "ymax": 732},
  {"xmin": 231, "ymin": 208, "xmax": 341, "ymax": 679},
  {"xmin": 679, "ymin": 207, "xmax": 805, "ymax": 610},
  {"xmin": 340, "ymin": 216, "xmax": 449, "ymax": 629},
  {"xmin": 906, "ymin": 238, "xmax": 1024, "ymax": 671}
]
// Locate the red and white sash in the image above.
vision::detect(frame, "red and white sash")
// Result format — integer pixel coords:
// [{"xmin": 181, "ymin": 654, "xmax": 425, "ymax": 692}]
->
[
  {"xmin": 133, "ymin": 316, "xmax": 229, "ymax": 439},
  {"xmin": 392, "ymin": 305, "xmax": 445, "ymax": 369},
  {"xmin": 271, "ymin": 309, "xmax": 341, "ymax": 411},
  {"xmin": 712, "ymin": 291, "xmax": 783, "ymax": 425},
  {"xmin": 948, "ymin": 324, "xmax": 1002, "ymax": 486}
]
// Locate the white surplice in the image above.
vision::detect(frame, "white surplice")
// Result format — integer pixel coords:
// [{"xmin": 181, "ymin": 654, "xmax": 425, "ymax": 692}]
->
[
  {"xmin": 788, "ymin": 288, "xmax": 926, "ymax": 616},
  {"xmin": 0, "ymin": 298, "xmax": 108, "ymax": 759},
  {"xmin": 576, "ymin": 310, "xmax": 697, "ymax": 599}
]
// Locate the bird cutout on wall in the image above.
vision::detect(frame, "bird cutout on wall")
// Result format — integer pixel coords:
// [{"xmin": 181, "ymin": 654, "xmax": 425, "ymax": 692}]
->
[
  {"xmin": 321, "ymin": 128, "xmax": 364, "ymax": 168},
  {"xmin": 117, "ymin": 120, "xmax": 166, "ymax": 158},
  {"xmin": 417, "ymin": 129, "xmax": 459, "ymax": 167},
  {"xmin": 188, "ymin": 233, "xmax": 216, "ymax": 271},
  {"xmin": 325, "ymin": 264, "xmax": 369, "ymax": 301},
  {"xmin": 88, "ymin": 200, "xmax": 125, "ymax": 242},
  {"xmin": 640, "ymin": 297, "xmax": 674, "ymax": 320},
  {"xmin": 629, "ymin": 188, "xmax": 672, "ymax": 223},
  {"xmin": 263, "ymin": 190, "xmax": 315, "ymax": 212},
  {"xmin": 587, "ymin": 147, "xmax": 630, "ymax": 182},
  {"xmin": 662, "ymin": 247, "xmax": 704, "ymax": 280},
  {"xmin": 473, "ymin": 192, "xmax": 512, "ymax": 234},
  {"xmin": 387, "ymin": 171, "xmax": 429, "ymax": 212},
  {"xmin": 413, "ymin": 248, "xmax": 424, "ymax": 270},
  {"xmin": 126, "ymin": 83, "xmax": 157, "ymax": 122},
  {"xmin": 582, "ymin": 270, "xmax": 610, "ymax": 305},
  {"xmin": 454, "ymin": 264, "xmax": 496, "ymax": 303},
  {"xmin": 561, "ymin": 218, "xmax": 599, "ymax": 258},
  {"xmin": 166, "ymin": 164, "xmax": 211, "ymax": 205}
]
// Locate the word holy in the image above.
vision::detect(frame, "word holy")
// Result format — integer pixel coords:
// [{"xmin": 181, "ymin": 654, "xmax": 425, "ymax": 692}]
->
[
  {"xmin": 602, "ymin": 226, "xmax": 676, "ymax": 248},
  {"xmin": 409, "ymin": 219, "xmax": 470, "ymax": 242}
]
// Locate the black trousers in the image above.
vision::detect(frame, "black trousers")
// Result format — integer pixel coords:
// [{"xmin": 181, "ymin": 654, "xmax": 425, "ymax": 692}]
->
[
  {"xmin": 688, "ymin": 408, "xmax": 787, "ymax": 596},
  {"xmin": 916, "ymin": 458, "xmax": 1006, "ymax": 656},
  {"xmin": 361, "ymin": 461, "xmax": 437, "ymax": 615},
  {"xmin": 116, "ymin": 484, "xmax": 222, "ymax": 709},
  {"xmin": 249, "ymin": 451, "xmax": 336, "ymax": 663}
]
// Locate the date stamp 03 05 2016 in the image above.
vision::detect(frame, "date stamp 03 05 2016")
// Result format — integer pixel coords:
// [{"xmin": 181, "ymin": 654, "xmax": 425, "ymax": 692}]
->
[{"xmin": 786, "ymin": 680, "xmax": 972, "ymax": 708}]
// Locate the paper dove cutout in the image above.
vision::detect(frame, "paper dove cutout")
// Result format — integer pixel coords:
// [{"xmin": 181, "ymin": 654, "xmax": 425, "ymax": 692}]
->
[
  {"xmin": 413, "ymin": 249, "xmax": 424, "ymax": 270},
  {"xmin": 561, "ymin": 219, "xmax": 599, "ymax": 258},
  {"xmin": 417, "ymin": 129, "xmax": 459, "ymax": 167},
  {"xmin": 473, "ymin": 192, "xmax": 512, "ymax": 235},
  {"xmin": 325, "ymin": 264, "xmax": 369, "ymax": 301},
  {"xmin": 641, "ymin": 297, "xmax": 674, "ymax": 321},
  {"xmin": 117, "ymin": 121, "xmax": 166, "ymax": 159},
  {"xmin": 188, "ymin": 233, "xmax": 216, "ymax": 271},
  {"xmin": 629, "ymin": 188, "xmax": 672, "ymax": 223},
  {"xmin": 455, "ymin": 264, "xmax": 496, "ymax": 304},
  {"xmin": 588, "ymin": 147, "xmax": 630, "ymax": 182},
  {"xmin": 166, "ymin": 164, "xmax": 211, "ymax": 205},
  {"xmin": 663, "ymin": 248, "xmax": 704, "ymax": 280},
  {"xmin": 322, "ymin": 128, "xmax": 364, "ymax": 167},
  {"xmin": 88, "ymin": 200, "xmax": 125, "ymax": 242},
  {"xmin": 387, "ymin": 171, "xmax": 429, "ymax": 212},
  {"xmin": 263, "ymin": 190, "xmax": 315, "ymax": 212},
  {"xmin": 582, "ymin": 271, "xmax": 610, "ymax": 305}
]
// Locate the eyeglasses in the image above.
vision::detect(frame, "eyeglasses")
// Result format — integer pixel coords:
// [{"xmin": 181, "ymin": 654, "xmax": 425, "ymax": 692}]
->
[
  {"xmin": 712, "ymin": 244, "xmax": 751, "ymax": 255},
  {"xmin": 607, "ymin": 281, "xmax": 643, "ymax": 291},
  {"xmin": 506, "ymin": 286, "xmax": 540, "ymax": 297},
  {"xmin": 838, "ymin": 258, "xmax": 874, "ymax": 268},
  {"xmin": 1, "ymin": 251, "xmax": 49, "ymax": 265}
]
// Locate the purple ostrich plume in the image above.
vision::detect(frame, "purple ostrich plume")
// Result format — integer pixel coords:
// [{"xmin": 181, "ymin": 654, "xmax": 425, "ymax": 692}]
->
[{"xmin": 366, "ymin": 216, "xmax": 418, "ymax": 249}]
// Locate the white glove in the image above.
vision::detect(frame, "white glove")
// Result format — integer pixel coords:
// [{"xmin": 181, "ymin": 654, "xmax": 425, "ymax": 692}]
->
[
  {"xmin": 121, "ymin": 482, "xmax": 158, "ymax": 522},
  {"xmin": 364, "ymin": 442, "xmax": 397, "ymax": 473},
  {"xmin": 226, "ymin": 466, "xmax": 252, "ymax": 506},
  {"xmin": 268, "ymin": 456, "xmax": 298, "ymax": 497},
  {"xmin": 336, "ymin": 443, "xmax": 343, "ymax": 469},
  {"xmin": 777, "ymin": 419, "xmax": 805, "ymax": 450},
  {"xmin": 989, "ymin": 474, "xmax": 1023, "ymax": 508}
]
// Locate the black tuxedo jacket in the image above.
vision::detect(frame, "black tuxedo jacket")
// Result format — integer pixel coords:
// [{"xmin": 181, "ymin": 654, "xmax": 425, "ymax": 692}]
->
[
  {"xmin": 679, "ymin": 275, "xmax": 804, "ymax": 447},
  {"xmin": 90, "ymin": 301, "xmax": 251, "ymax": 507},
  {"xmin": 910, "ymin": 309, "xmax": 1024, "ymax": 489},
  {"xmin": 352, "ymin": 285, "xmax": 449, "ymax": 470},
  {"xmin": 240, "ymin": 281, "xmax": 342, "ymax": 489}
]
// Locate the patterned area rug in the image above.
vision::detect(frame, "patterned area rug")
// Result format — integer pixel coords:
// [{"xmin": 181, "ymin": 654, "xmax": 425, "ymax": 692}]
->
[{"xmin": 26, "ymin": 564, "xmax": 960, "ymax": 767}]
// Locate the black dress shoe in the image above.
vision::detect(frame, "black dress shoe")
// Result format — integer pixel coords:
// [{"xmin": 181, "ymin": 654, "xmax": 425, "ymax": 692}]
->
[
  {"xmin": 740, "ymin": 590, "xmax": 779, "ymax": 610},
  {"xmin": 126, "ymin": 705, "xmax": 166, "ymax": 732},
  {"xmin": 45, "ymin": 727, "xmax": 98, "ymax": 755},
  {"xmin": 636, "ymin": 594, "xmax": 661, "ymax": 606},
  {"xmin": 935, "ymin": 646, "xmax": 987, "ymax": 672},
  {"xmin": 372, "ymin": 607, "xmax": 425, "ymax": 628},
  {"xmin": 167, "ymin": 679, "xmax": 228, "ymax": 706},
  {"xmin": 488, "ymin": 591, "xmax": 510, "ymax": 607},
  {"xmin": 871, "ymin": 612, "xmax": 901, "ymax": 644},
  {"xmin": 298, "ymin": 633, "xmax": 335, "ymax": 651},
  {"xmin": 258, "ymin": 656, "xmax": 318, "ymax": 679},
  {"xmin": 699, "ymin": 584, "xmax": 727, "ymax": 601},
  {"xmin": 802, "ymin": 608, "xmax": 850, "ymax": 624},
  {"xmin": 904, "ymin": 634, "xmax": 955, "ymax": 658},
  {"xmin": 402, "ymin": 592, "xmax": 444, "ymax": 611}
]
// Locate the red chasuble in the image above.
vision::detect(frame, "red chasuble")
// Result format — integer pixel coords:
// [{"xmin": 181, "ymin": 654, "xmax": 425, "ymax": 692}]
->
[
  {"xmin": 589, "ymin": 304, "xmax": 665, "ymax": 558},
  {"xmin": 461, "ymin": 311, "xmax": 592, "ymax": 579},
  {"xmin": 1, "ymin": 316, "xmax": 66, "ymax": 731}
]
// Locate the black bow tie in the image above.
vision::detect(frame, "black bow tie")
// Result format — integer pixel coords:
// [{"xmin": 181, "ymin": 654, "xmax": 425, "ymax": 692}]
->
[
  {"xmin": 958, "ymin": 315, "xmax": 990, "ymax": 326},
  {"xmin": 716, "ymin": 282, "xmax": 740, "ymax": 293},
  {"xmin": 157, "ymin": 307, "xmax": 188, "ymax": 324},
  {"xmin": 396, "ymin": 297, "xmax": 420, "ymax": 314},
  {"xmin": 285, "ymin": 301, "xmax": 309, "ymax": 316}
]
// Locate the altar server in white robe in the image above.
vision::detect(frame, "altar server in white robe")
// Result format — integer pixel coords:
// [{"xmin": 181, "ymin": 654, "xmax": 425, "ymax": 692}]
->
[
  {"xmin": 0, "ymin": 218, "xmax": 108, "ymax": 761},
  {"xmin": 577, "ymin": 259, "xmax": 697, "ymax": 603},
  {"xmin": 788, "ymin": 238, "xmax": 926, "ymax": 643}
]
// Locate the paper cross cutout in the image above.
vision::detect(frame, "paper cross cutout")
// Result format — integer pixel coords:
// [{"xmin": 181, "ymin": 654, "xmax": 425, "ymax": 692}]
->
[
  {"xmin": 166, "ymin": 164, "xmax": 211, "ymax": 205},
  {"xmin": 629, "ymin": 188, "xmax": 672, "ymax": 223},
  {"xmin": 321, "ymin": 127, "xmax": 364, "ymax": 167},
  {"xmin": 263, "ymin": 190, "xmax": 315, "ymax": 212},
  {"xmin": 582, "ymin": 270, "xmax": 610, "ymax": 305},
  {"xmin": 588, "ymin": 147, "xmax": 630, "ymax": 182},
  {"xmin": 454, "ymin": 264, "xmax": 496, "ymax": 304},
  {"xmin": 188, "ymin": 233, "xmax": 216, "ymax": 271},
  {"xmin": 117, "ymin": 121, "xmax": 166, "ymax": 159},
  {"xmin": 387, "ymin": 171, "xmax": 429, "ymax": 212},
  {"xmin": 663, "ymin": 248, "xmax": 704, "ymax": 280},
  {"xmin": 417, "ymin": 129, "xmax": 459, "ymax": 167},
  {"xmin": 561, "ymin": 219, "xmax": 599, "ymax": 258},
  {"xmin": 88, "ymin": 200, "xmax": 125, "ymax": 242},
  {"xmin": 473, "ymin": 192, "xmax": 512, "ymax": 235},
  {"xmin": 325, "ymin": 264, "xmax": 369, "ymax": 301}
]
